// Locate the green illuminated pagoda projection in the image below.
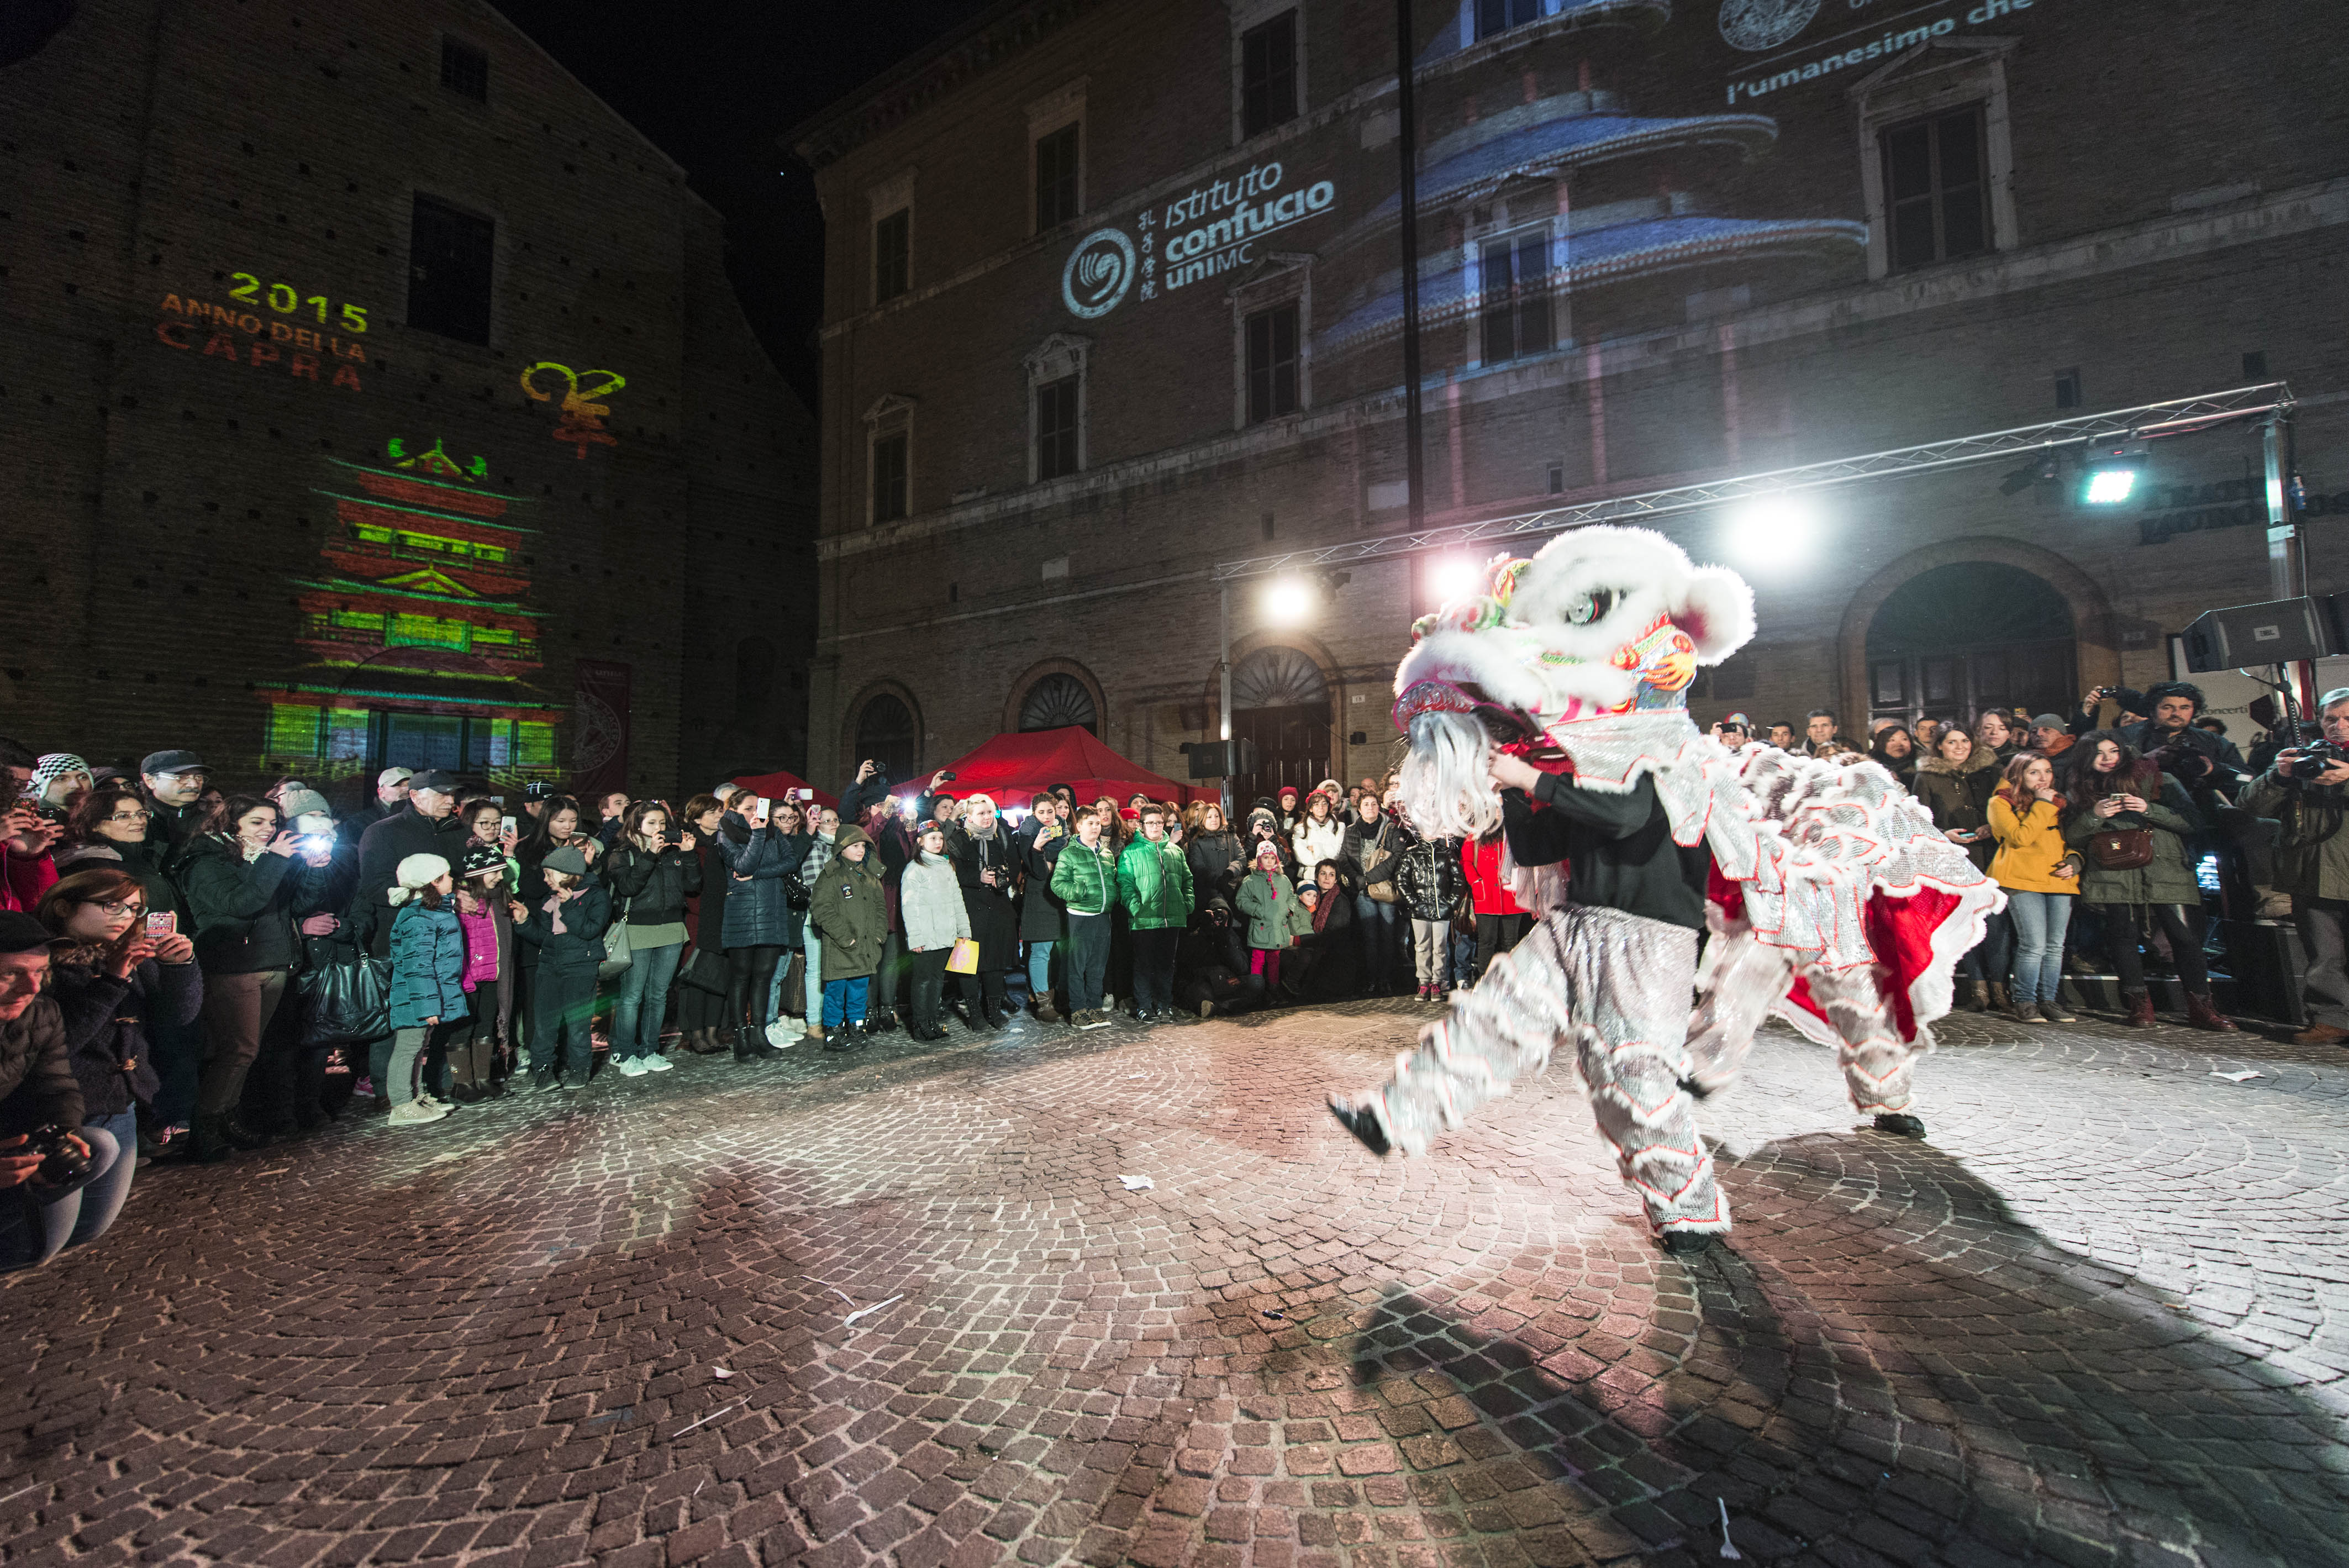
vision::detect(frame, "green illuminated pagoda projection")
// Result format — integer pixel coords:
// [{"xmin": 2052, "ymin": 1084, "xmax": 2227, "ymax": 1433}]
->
[{"xmin": 254, "ymin": 437, "xmax": 565, "ymax": 781}]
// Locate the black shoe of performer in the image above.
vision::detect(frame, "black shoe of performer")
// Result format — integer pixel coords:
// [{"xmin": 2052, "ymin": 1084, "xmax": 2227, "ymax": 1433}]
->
[
  {"xmin": 1872, "ymin": 1112, "xmax": 1927, "ymax": 1138},
  {"xmin": 1658, "ymin": 1230, "xmax": 1719, "ymax": 1256},
  {"xmin": 1326, "ymin": 1097, "xmax": 1391, "ymax": 1156},
  {"xmin": 1677, "ymin": 1076, "xmax": 1713, "ymax": 1102}
]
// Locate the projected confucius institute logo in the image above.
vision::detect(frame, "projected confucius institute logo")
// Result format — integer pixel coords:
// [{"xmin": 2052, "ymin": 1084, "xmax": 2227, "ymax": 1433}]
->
[
  {"xmin": 1717, "ymin": 0, "xmax": 1819, "ymax": 50},
  {"xmin": 1061, "ymin": 228, "xmax": 1137, "ymax": 319}
]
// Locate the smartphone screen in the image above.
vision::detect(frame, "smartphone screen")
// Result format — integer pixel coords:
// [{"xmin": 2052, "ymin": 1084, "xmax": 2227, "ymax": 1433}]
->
[{"xmin": 145, "ymin": 911, "xmax": 176, "ymax": 938}]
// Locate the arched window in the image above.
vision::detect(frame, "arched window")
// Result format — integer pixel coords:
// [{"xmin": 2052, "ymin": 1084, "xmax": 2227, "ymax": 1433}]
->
[
  {"xmin": 852, "ymin": 693, "xmax": 919, "ymax": 783},
  {"xmin": 1231, "ymin": 646, "xmax": 1328, "ymax": 709},
  {"xmin": 1018, "ymin": 672, "xmax": 1098, "ymax": 734}
]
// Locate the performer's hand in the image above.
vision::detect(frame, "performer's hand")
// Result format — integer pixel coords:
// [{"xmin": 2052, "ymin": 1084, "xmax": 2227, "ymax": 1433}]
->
[{"xmin": 1486, "ymin": 752, "xmax": 1542, "ymax": 795}]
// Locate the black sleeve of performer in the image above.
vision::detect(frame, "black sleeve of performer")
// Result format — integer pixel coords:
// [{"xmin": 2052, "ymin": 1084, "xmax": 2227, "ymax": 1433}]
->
[{"xmin": 1498, "ymin": 772, "xmax": 1712, "ymax": 932}]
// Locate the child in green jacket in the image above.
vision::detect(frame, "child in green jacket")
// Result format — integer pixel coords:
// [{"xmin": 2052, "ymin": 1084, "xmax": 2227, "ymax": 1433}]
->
[
  {"xmin": 1233, "ymin": 840, "xmax": 1305, "ymax": 995},
  {"xmin": 1050, "ymin": 808, "xmax": 1120, "ymax": 1027}
]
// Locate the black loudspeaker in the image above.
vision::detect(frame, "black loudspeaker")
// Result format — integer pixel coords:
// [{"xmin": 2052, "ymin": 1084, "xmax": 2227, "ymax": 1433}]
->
[
  {"xmin": 1186, "ymin": 738, "xmax": 1259, "ymax": 779},
  {"xmin": 2216, "ymin": 918, "xmax": 2309, "ymax": 1025},
  {"xmin": 2180, "ymin": 597, "xmax": 2340, "ymax": 672}
]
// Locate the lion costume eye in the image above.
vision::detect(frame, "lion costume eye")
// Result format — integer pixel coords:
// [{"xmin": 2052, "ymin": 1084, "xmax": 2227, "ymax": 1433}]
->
[{"xmin": 1565, "ymin": 587, "xmax": 1618, "ymax": 625}]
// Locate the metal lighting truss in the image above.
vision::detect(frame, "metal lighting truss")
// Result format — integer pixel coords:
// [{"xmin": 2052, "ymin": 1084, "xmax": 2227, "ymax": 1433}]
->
[{"xmin": 1211, "ymin": 381, "xmax": 2295, "ymax": 583}]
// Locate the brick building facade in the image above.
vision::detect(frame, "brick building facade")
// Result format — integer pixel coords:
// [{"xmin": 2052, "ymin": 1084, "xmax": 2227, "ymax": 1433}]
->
[
  {"xmin": 2, "ymin": 0, "xmax": 816, "ymax": 804},
  {"xmin": 793, "ymin": 0, "xmax": 2349, "ymax": 801}
]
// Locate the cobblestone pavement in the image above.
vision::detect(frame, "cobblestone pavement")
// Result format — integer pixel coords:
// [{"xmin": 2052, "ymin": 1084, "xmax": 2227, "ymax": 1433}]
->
[{"xmin": 3, "ymin": 999, "xmax": 2347, "ymax": 1568}]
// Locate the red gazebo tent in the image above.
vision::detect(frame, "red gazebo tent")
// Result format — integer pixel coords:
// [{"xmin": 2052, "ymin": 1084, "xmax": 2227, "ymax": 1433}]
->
[
  {"xmin": 892, "ymin": 727, "xmax": 1213, "ymax": 812},
  {"xmin": 727, "ymin": 769, "xmax": 839, "ymax": 812}
]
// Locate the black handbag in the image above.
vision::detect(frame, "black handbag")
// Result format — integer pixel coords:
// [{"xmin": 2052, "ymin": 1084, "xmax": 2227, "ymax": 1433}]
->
[
  {"xmin": 780, "ymin": 950, "xmax": 807, "ymax": 1017},
  {"xmin": 783, "ymin": 872, "xmax": 812, "ymax": 911},
  {"xmin": 675, "ymin": 946, "xmax": 729, "ymax": 996},
  {"xmin": 296, "ymin": 954, "xmax": 392, "ymax": 1046}
]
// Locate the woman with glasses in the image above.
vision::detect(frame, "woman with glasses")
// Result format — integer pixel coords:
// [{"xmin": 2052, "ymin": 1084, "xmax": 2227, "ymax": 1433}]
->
[
  {"xmin": 33, "ymin": 869, "xmax": 201, "ymax": 1250},
  {"xmin": 58, "ymin": 785, "xmax": 200, "ymax": 1148}
]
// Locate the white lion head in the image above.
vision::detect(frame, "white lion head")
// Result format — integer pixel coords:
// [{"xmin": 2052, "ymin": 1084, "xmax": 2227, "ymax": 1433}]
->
[{"xmin": 1393, "ymin": 526, "xmax": 1756, "ymax": 837}]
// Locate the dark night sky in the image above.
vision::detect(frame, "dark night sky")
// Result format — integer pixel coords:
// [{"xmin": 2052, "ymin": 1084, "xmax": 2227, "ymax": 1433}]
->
[{"xmin": 493, "ymin": 0, "xmax": 999, "ymax": 412}]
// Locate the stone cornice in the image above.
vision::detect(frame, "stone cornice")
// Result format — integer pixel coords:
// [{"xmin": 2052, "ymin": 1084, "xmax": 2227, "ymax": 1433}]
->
[{"xmin": 788, "ymin": 0, "xmax": 1108, "ymax": 171}]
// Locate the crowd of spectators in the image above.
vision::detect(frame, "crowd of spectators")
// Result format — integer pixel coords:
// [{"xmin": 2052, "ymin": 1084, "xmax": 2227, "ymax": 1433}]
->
[
  {"xmin": 1728, "ymin": 681, "xmax": 2335, "ymax": 1035},
  {"xmin": 0, "ymin": 674, "xmax": 2336, "ymax": 1272}
]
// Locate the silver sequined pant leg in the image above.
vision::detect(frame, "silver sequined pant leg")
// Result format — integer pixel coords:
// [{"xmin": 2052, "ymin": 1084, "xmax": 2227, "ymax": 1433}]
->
[
  {"xmin": 1372, "ymin": 904, "xmax": 1727, "ymax": 1234},
  {"xmin": 1803, "ymin": 962, "xmax": 1925, "ymax": 1115}
]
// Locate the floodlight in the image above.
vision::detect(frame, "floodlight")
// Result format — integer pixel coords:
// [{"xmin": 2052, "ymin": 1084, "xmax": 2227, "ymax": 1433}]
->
[
  {"xmin": 2081, "ymin": 440, "xmax": 2146, "ymax": 505},
  {"xmin": 1265, "ymin": 576, "xmax": 1315, "ymax": 624},
  {"xmin": 1723, "ymin": 494, "xmax": 1816, "ymax": 561},
  {"xmin": 1429, "ymin": 556, "xmax": 1481, "ymax": 603}
]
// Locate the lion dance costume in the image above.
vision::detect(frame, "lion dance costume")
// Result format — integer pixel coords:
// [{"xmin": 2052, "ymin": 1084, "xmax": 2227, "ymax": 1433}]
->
[{"xmin": 1330, "ymin": 527, "xmax": 2002, "ymax": 1245}]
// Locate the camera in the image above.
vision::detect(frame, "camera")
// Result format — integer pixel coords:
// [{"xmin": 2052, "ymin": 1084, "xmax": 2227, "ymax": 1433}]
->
[
  {"xmin": 24, "ymin": 1125, "xmax": 89, "ymax": 1189},
  {"xmin": 939, "ymin": 771, "xmax": 957, "ymax": 783},
  {"xmin": 33, "ymin": 800, "xmax": 68, "ymax": 825},
  {"xmin": 2286, "ymin": 740, "xmax": 2347, "ymax": 781}
]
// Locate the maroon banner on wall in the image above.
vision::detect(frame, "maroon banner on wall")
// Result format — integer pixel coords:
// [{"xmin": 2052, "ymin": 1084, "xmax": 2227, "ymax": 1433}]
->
[{"xmin": 570, "ymin": 659, "xmax": 631, "ymax": 803}]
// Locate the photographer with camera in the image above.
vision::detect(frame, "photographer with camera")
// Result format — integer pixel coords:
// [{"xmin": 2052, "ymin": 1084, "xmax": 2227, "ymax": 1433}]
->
[
  {"xmin": 2242, "ymin": 687, "xmax": 2349, "ymax": 1045},
  {"xmin": 0, "ymin": 911, "xmax": 123, "ymax": 1272}
]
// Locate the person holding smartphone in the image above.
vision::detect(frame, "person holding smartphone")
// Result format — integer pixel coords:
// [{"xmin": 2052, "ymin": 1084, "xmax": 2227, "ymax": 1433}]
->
[
  {"xmin": 34, "ymin": 869, "xmax": 199, "ymax": 1241},
  {"xmin": 2062, "ymin": 730, "xmax": 2234, "ymax": 1032},
  {"xmin": 1913, "ymin": 724, "xmax": 2005, "ymax": 1011},
  {"xmin": 600, "ymin": 801, "xmax": 702, "ymax": 1076}
]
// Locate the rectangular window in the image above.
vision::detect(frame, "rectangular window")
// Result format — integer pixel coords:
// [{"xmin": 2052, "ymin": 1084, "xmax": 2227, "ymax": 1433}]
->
[
  {"xmin": 1035, "ymin": 376, "xmax": 1079, "ymax": 480},
  {"xmin": 872, "ymin": 431, "xmax": 909, "ymax": 522},
  {"xmin": 2053, "ymin": 367, "xmax": 2082, "ymax": 409},
  {"xmin": 407, "ymin": 195, "xmax": 494, "ymax": 345},
  {"xmin": 1479, "ymin": 227, "xmax": 1555, "ymax": 365},
  {"xmin": 1475, "ymin": 0, "xmax": 1542, "ymax": 40},
  {"xmin": 439, "ymin": 36, "xmax": 488, "ymax": 102},
  {"xmin": 1034, "ymin": 122, "xmax": 1081, "ymax": 233},
  {"xmin": 1240, "ymin": 12, "xmax": 1299, "ymax": 138},
  {"xmin": 1882, "ymin": 106, "xmax": 1989, "ymax": 272},
  {"xmin": 1245, "ymin": 302, "xmax": 1300, "ymax": 423},
  {"xmin": 873, "ymin": 208, "xmax": 910, "ymax": 303}
]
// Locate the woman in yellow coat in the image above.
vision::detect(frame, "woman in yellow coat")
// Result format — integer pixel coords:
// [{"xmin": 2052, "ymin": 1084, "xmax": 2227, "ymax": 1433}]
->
[{"xmin": 1986, "ymin": 752, "xmax": 2082, "ymax": 1023}]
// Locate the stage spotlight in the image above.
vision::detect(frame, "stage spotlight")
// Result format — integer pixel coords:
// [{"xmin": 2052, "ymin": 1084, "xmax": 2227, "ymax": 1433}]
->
[
  {"xmin": 1724, "ymin": 493, "xmax": 1815, "ymax": 561},
  {"xmin": 1265, "ymin": 575, "xmax": 1315, "ymax": 624},
  {"xmin": 2081, "ymin": 440, "xmax": 2146, "ymax": 505},
  {"xmin": 1429, "ymin": 556, "xmax": 1480, "ymax": 603}
]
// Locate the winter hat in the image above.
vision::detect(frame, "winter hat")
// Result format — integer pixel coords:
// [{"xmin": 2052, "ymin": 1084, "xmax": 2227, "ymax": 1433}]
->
[
  {"xmin": 387, "ymin": 853, "xmax": 451, "ymax": 906},
  {"xmin": 1253, "ymin": 840, "xmax": 1283, "ymax": 866},
  {"xmin": 541, "ymin": 845, "xmax": 590, "ymax": 878},
  {"xmin": 277, "ymin": 788, "xmax": 333, "ymax": 823},
  {"xmin": 2030, "ymin": 713, "xmax": 2067, "ymax": 732},
  {"xmin": 0, "ymin": 911, "xmax": 71, "ymax": 954},
  {"xmin": 27, "ymin": 753, "xmax": 92, "ymax": 802},
  {"xmin": 460, "ymin": 844, "xmax": 505, "ymax": 880}
]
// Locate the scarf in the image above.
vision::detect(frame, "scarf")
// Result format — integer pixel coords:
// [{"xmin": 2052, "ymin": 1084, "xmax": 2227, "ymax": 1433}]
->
[
  {"xmin": 1311, "ymin": 890, "xmax": 1334, "ymax": 933},
  {"xmin": 542, "ymin": 890, "xmax": 568, "ymax": 935}
]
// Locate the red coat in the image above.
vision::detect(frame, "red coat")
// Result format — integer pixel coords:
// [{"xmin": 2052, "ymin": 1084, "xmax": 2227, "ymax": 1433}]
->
[
  {"xmin": 1461, "ymin": 835, "xmax": 1518, "ymax": 917},
  {"xmin": 2, "ymin": 847, "xmax": 56, "ymax": 914}
]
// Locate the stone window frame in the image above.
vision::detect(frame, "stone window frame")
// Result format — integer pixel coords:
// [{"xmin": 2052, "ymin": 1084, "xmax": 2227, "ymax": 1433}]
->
[
  {"xmin": 1849, "ymin": 38, "xmax": 2019, "ymax": 281},
  {"xmin": 864, "ymin": 393, "xmax": 917, "ymax": 525},
  {"xmin": 1022, "ymin": 333, "xmax": 1091, "ymax": 486},
  {"xmin": 868, "ymin": 168, "xmax": 917, "ymax": 306},
  {"xmin": 1460, "ymin": 183, "xmax": 1567, "ymax": 370},
  {"xmin": 1028, "ymin": 80, "xmax": 1088, "ymax": 236},
  {"xmin": 1229, "ymin": 0, "xmax": 1305, "ymax": 146},
  {"xmin": 1230, "ymin": 253, "xmax": 1313, "ymax": 430}
]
